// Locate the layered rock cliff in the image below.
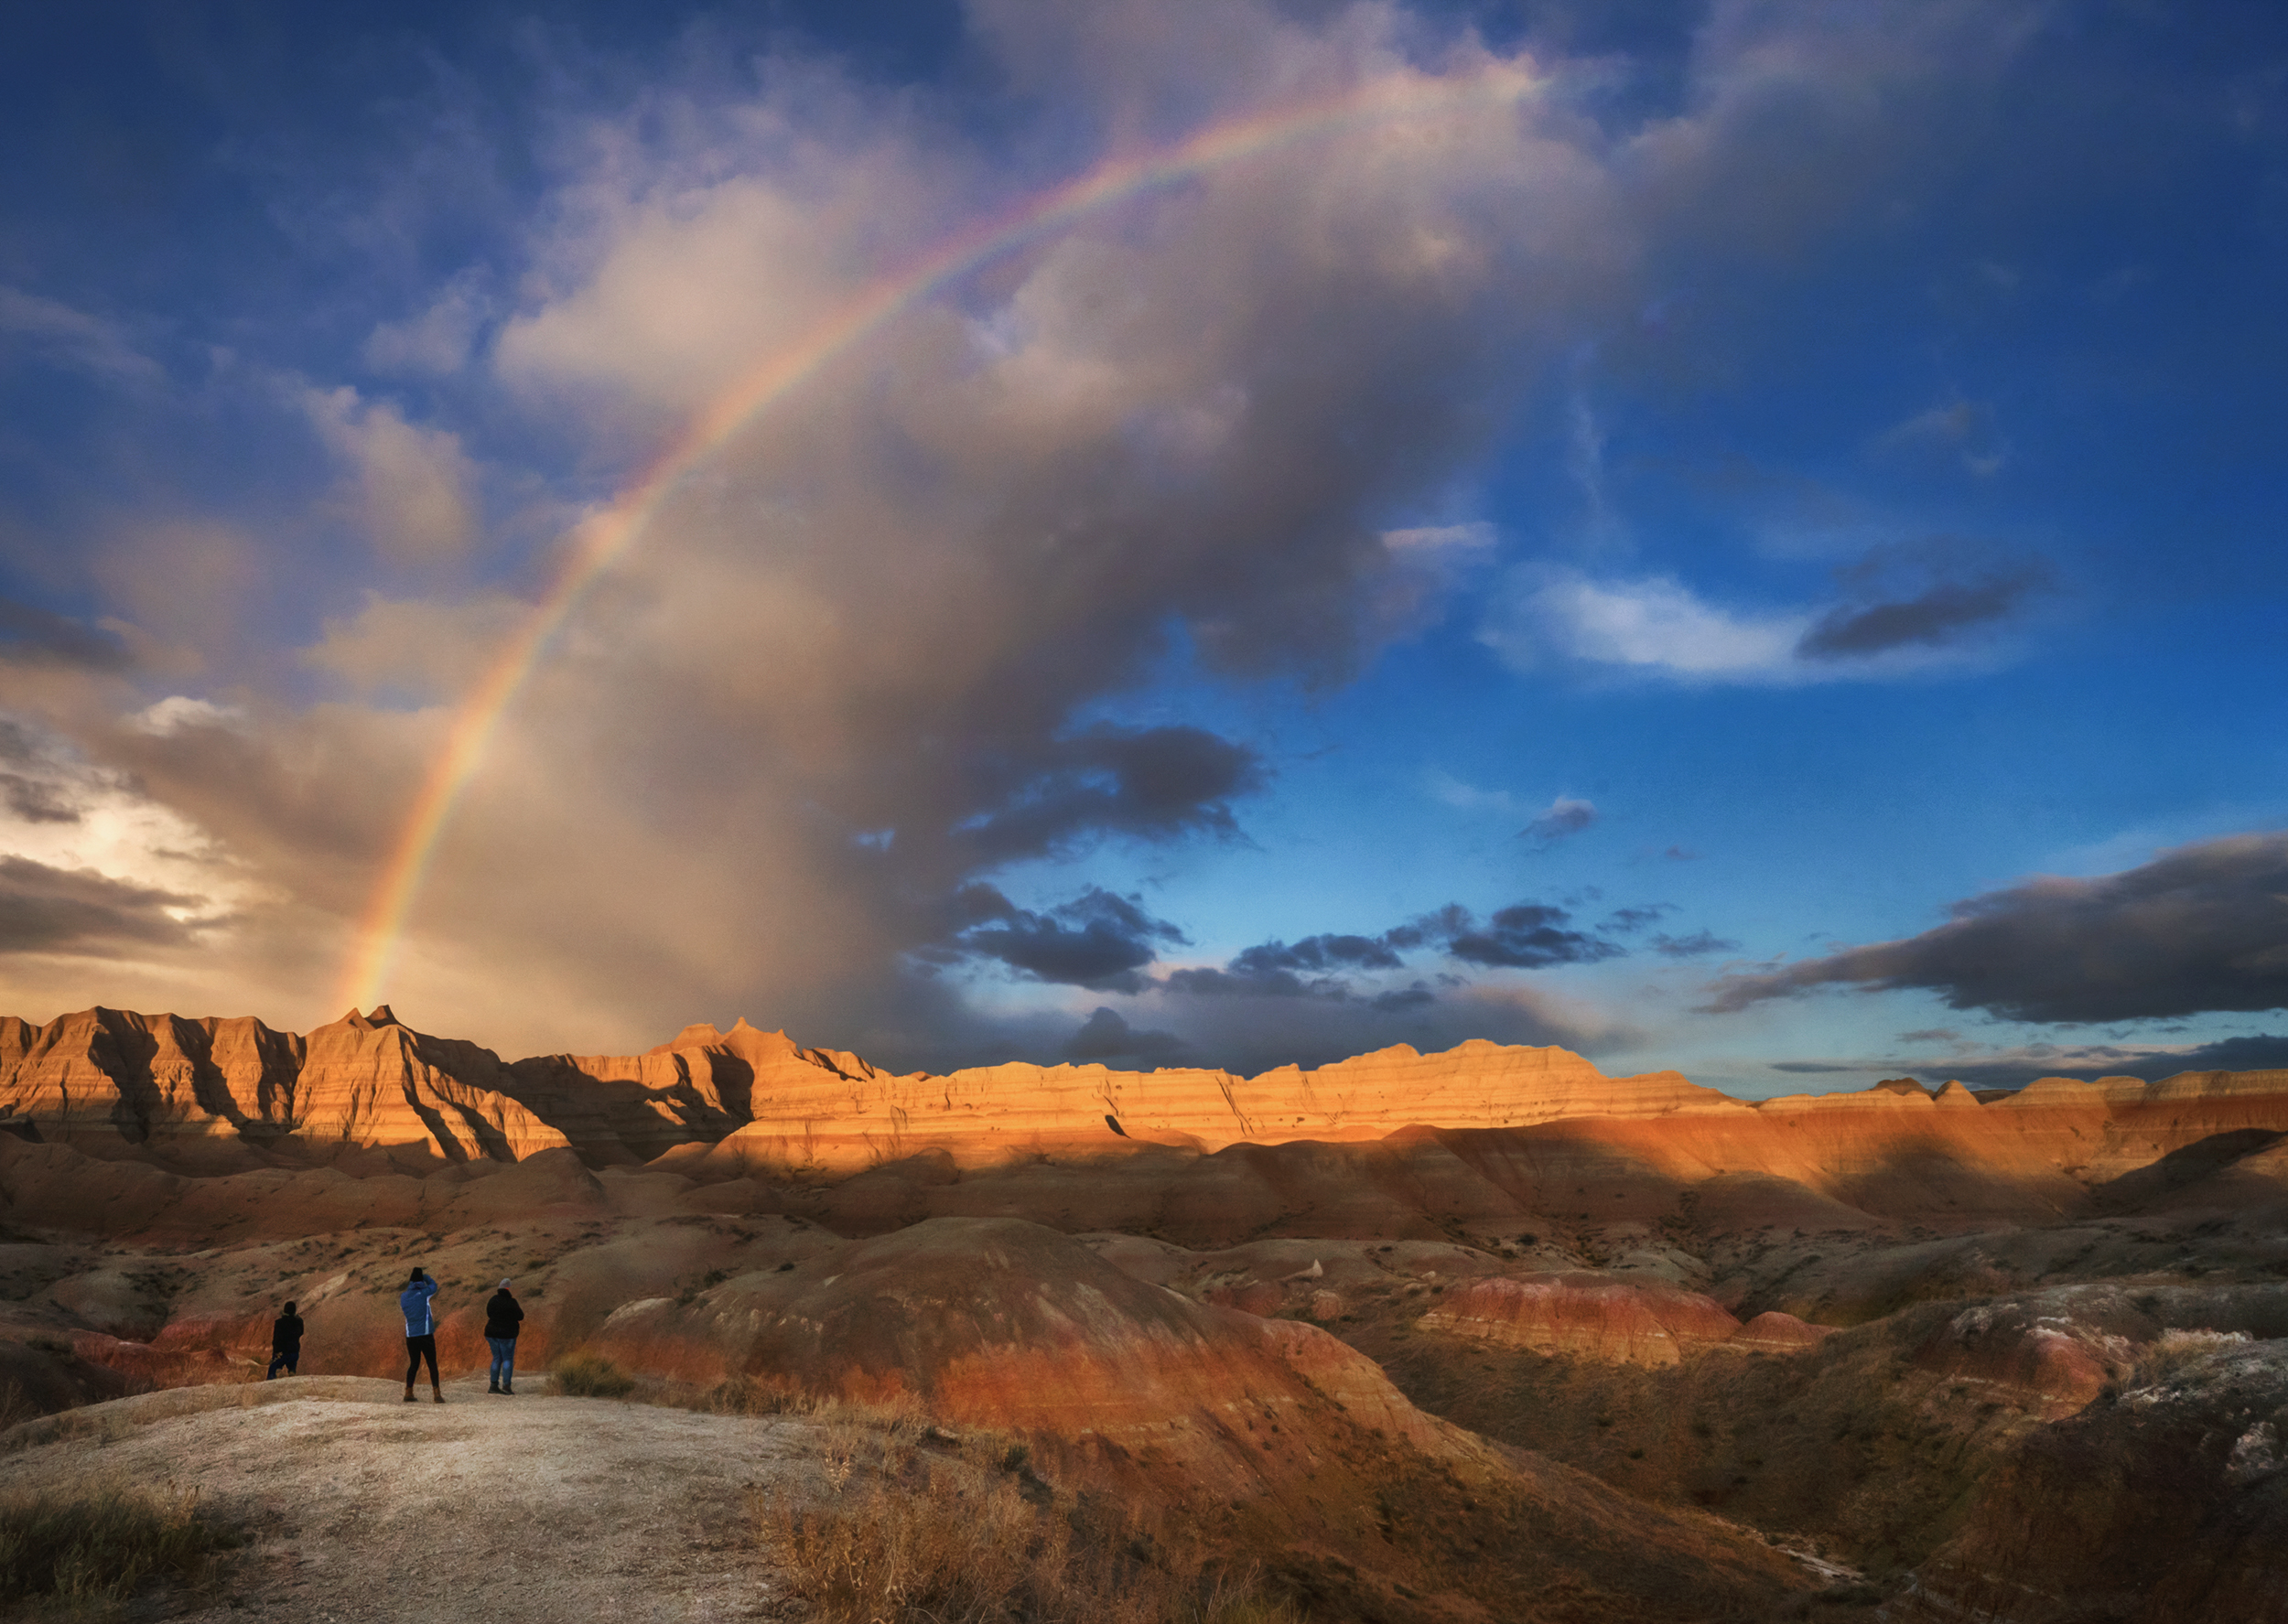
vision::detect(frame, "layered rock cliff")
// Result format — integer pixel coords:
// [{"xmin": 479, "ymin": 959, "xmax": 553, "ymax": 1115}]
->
[
  {"xmin": 7, "ymin": 1005, "xmax": 2288, "ymax": 1210},
  {"xmin": 0, "ymin": 1006, "xmax": 565, "ymax": 1169}
]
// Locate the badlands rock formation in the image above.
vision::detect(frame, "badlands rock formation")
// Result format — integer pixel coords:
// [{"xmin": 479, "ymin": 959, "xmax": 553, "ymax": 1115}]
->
[{"xmin": 6, "ymin": 1004, "xmax": 2288, "ymax": 1620}]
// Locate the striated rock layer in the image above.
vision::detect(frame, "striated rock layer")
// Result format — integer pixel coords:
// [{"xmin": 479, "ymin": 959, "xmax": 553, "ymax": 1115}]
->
[
  {"xmin": 0, "ymin": 1006, "xmax": 566, "ymax": 1170},
  {"xmin": 7, "ymin": 1006, "xmax": 2288, "ymax": 1228}
]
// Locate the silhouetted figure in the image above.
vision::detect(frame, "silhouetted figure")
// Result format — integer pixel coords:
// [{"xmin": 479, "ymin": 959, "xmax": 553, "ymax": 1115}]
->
[
  {"xmin": 401, "ymin": 1267, "xmax": 442, "ymax": 1404},
  {"xmin": 483, "ymin": 1278, "xmax": 523, "ymax": 1395},
  {"xmin": 266, "ymin": 1301, "xmax": 304, "ymax": 1379}
]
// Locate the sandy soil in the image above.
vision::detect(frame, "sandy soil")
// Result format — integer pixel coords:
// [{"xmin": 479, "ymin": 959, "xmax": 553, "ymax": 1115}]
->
[{"xmin": 0, "ymin": 1378, "xmax": 828, "ymax": 1622}]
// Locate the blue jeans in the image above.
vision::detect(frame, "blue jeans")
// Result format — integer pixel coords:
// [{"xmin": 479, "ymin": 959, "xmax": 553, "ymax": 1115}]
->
[
  {"xmin": 266, "ymin": 1348, "xmax": 298, "ymax": 1379},
  {"xmin": 487, "ymin": 1337, "xmax": 517, "ymax": 1387}
]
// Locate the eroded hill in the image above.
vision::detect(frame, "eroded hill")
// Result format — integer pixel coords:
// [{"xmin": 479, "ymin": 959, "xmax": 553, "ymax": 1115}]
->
[{"xmin": 5, "ymin": 1006, "xmax": 2287, "ymax": 1621}]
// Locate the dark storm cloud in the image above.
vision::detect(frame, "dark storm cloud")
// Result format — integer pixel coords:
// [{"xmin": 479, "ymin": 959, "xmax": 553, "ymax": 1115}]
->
[
  {"xmin": 0, "ymin": 719, "xmax": 80, "ymax": 823},
  {"xmin": 1700, "ymin": 832, "xmax": 2288, "ymax": 1023},
  {"xmin": 1797, "ymin": 560, "xmax": 2050, "ymax": 660},
  {"xmin": 949, "ymin": 885, "xmax": 1187, "ymax": 994},
  {"xmin": 0, "ymin": 597, "xmax": 130, "ymax": 671},
  {"xmin": 1445, "ymin": 903, "xmax": 1624, "ymax": 971},
  {"xmin": 954, "ymin": 726, "xmax": 1267, "ymax": 866},
  {"xmin": 1168, "ymin": 896, "xmax": 1645, "ymax": 1004},
  {"xmin": 1064, "ymin": 1006, "xmax": 1187, "ymax": 1065},
  {"xmin": 0, "ymin": 855, "xmax": 195, "ymax": 953},
  {"xmin": 0, "ymin": 772, "xmax": 79, "ymax": 823},
  {"xmin": 1166, "ymin": 930, "xmax": 1408, "ymax": 998}
]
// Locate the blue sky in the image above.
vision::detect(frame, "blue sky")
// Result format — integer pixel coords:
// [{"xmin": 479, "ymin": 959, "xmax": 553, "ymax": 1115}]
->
[{"xmin": 1, "ymin": 0, "xmax": 2283, "ymax": 1092}]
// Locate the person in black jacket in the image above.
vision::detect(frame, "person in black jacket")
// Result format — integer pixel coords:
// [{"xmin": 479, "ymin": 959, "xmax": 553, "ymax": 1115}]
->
[
  {"xmin": 483, "ymin": 1278, "xmax": 524, "ymax": 1395},
  {"xmin": 266, "ymin": 1301, "xmax": 304, "ymax": 1379}
]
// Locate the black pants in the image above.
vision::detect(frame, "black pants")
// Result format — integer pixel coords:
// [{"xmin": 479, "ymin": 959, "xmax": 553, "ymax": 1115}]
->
[
  {"xmin": 405, "ymin": 1334, "xmax": 439, "ymax": 1385},
  {"xmin": 267, "ymin": 1346, "xmax": 299, "ymax": 1379}
]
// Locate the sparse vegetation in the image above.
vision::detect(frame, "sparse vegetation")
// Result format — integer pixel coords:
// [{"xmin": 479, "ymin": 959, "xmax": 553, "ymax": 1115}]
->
[
  {"xmin": 549, "ymin": 1351, "xmax": 636, "ymax": 1398},
  {"xmin": 758, "ymin": 1443, "xmax": 1300, "ymax": 1624},
  {"xmin": 2132, "ymin": 1328, "xmax": 2251, "ymax": 1386},
  {"xmin": 0, "ymin": 1479, "xmax": 236, "ymax": 1616}
]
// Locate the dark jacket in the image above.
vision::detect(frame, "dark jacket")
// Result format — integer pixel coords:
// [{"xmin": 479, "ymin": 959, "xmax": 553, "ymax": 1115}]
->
[
  {"xmin": 271, "ymin": 1313, "xmax": 304, "ymax": 1352},
  {"xmin": 482, "ymin": 1290, "xmax": 524, "ymax": 1341}
]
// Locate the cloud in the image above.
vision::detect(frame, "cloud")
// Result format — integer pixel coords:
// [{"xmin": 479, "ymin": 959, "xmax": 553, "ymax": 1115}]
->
[
  {"xmin": 1, "ymin": 774, "xmax": 79, "ymax": 825},
  {"xmin": 1064, "ymin": 1005, "xmax": 1188, "ymax": 1065},
  {"xmin": 1165, "ymin": 930, "xmax": 1406, "ymax": 999},
  {"xmin": 944, "ymin": 886, "xmax": 1187, "ymax": 993},
  {"xmin": 1522, "ymin": 794, "xmax": 1598, "ymax": 844},
  {"xmin": 1797, "ymin": 548, "xmax": 2051, "ymax": 660},
  {"xmin": 1443, "ymin": 902, "xmax": 1625, "ymax": 971},
  {"xmin": 1873, "ymin": 397, "xmax": 2007, "ymax": 477},
  {"xmin": 1426, "ymin": 769, "xmax": 1516, "ymax": 813},
  {"xmin": 0, "ymin": 0, "xmax": 2059, "ymax": 1065},
  {"xmin": 363, "ymin": 269, "xmax": 491, "ymax": 377},
  {"xmin": 0, "ymin": 855, "xmax": 199, "ymax": 955},
  {"xmin": 1647, "ymin": 930, "xmax": 1739, "ymax": 958},
  {"xmin": 1486, "ymin": 569, "xmax": 1804, "ymax": 680},
  {"xmin": 0, "ymin": 286, "xmax": 160, "ymax": 383},
  {"xmin": 126, "ymin": 697, "xmax": 249, "ymax": 738},
  {"xmin": 1486, "ymin": 543, "xmax": 2050, "ymax": 684},
  {"xmin": 0, "ymin": 598, "xmax": 132, "ymax": 672},
  {"xmin": 955, "ymin": 726, "xmax": 1266, "ymax": 867},
  {"xmin": 1700, "ymin": 831, "xmax": 2288, "ymax": 1024},
  {"xmin": 302, "ymin": 386, "xmax": 480, "ymax": 565}
]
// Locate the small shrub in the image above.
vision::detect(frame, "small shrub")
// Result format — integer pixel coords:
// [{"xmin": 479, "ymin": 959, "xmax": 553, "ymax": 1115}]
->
[
  {"xmin": 549, "ymin": 1352, "xmax": 635, "ymax": 1398},
  {"xmin": 0, "ymin": 1480, "xmax": 235, "ymax": 1612}
]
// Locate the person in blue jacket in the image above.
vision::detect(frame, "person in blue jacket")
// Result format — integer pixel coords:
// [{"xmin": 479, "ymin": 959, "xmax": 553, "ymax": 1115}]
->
[{"xmin": 401, "ymin": 1267, "xmax": 443, "ymax": 1404}]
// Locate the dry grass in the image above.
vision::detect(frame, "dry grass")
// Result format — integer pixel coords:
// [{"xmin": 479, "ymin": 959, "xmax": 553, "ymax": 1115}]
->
[
  {"xmin": 549, "ymin": 1351, "xmax": 636, "ymax": 1398},
  {"xmin": 0, "ymin": 1479, "xmax": 236, "ymax": 1618},
  {"xmin": 2132, "ymin": 1328, "xmax": 2253, "ymax": 1387},
  {"xmin": 758, "ymin": 1426, "xmax": 1301, "ymax": 1624}
]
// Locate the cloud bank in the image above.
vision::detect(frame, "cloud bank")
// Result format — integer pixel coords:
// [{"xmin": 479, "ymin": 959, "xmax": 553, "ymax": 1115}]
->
[
  {"xmin": 0, "ymin": 0, "xmax": 2061, "ymax": 1069},
  {"xmin": 1703, "ymin": 832, "xmax": 2288, "ymax": 1025}
]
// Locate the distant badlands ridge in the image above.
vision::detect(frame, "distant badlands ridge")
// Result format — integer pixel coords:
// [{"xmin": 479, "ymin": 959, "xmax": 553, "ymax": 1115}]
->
[{"xmin": 3, "ymin": 1003, "xmax": 2283, "ymax": 1178}]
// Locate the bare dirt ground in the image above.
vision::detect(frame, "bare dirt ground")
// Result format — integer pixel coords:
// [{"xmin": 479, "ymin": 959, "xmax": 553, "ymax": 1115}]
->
[{"xmin": 0, "ymin": 1377, "xmax": 828, "ymax": 1622}]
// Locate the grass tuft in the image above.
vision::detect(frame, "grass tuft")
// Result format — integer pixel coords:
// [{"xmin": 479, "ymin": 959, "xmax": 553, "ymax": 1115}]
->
[
  {"xmin": 2132, "ymin": 1328, "xmax": 2252, "ymax": 1387},
  {"xmin": 549, "ymin": 1351, "xmax": 636, "ymax": 1398},
  {"xmin": 759, "ymin": 1447, "xmax": 1300, "ymax": 1624},
  {"xmin": 0, "ymin": 1480, "xmax": 235, "ymax": 1616}
]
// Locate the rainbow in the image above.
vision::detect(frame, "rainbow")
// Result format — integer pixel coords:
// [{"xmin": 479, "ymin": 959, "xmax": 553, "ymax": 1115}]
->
[{"xmin": 335, "ymin": 59, "xmax": 1546, "ymax": 1014}]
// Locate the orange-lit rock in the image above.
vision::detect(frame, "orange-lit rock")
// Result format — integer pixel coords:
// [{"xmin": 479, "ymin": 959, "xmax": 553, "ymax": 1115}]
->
[
  {"xmin": 1418, "ymin": 1274, "xmax": 1744, "ymax": 1364},
  {"xmin": 1723, "ymin": 1310, "xmax": 1835, "ymax": 1352}
]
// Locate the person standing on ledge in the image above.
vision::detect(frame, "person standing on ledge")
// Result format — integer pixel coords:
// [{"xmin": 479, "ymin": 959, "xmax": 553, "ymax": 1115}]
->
[
  {"xmin": 401, "ymin": 1266, "xmax": 443, "ymax": 1404},
  {"xmin": 483, "ymin": 1278, "xmax": 523, "ymax": 1395},
  {"xmin": 266, "ymin": 1300, "xmax": 304, "ymax": 1379}
]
